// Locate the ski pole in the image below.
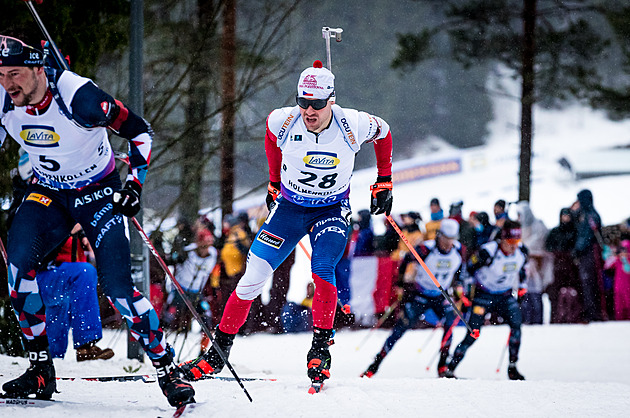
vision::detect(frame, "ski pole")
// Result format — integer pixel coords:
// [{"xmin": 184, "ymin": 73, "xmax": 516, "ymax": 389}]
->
[
  {"xmin": 298, "ymin": 240, "xmax": 311, "ymax": 260},
  {"xmin": 425, "ymin": 316, "xmax": 459, "ymax": 371},
  {"xmin": 354, "ymin": 299, "xmax": 400, "ymax": 351},
  {"xmin": 176, "ymin": 329, "xmax": 189, "ymax": 364},
  {"xmin": 425, "ymin": 345, "xmax": 441, "ymax": 372},
  {"xmin": 385, "ymin": 215, "xmax": 479, "ymax": 340},
  {"xmin": 131, "ymin": 217, "xmax": 253, "ymax": 402},
  {"xmin": 23, "ymin": 0, "xmax": 69, "ymax": 71},
  {"xmin": 0, "ymin": 237, "xmax": 8, "ymax": 268},
  {"xmin": 417, "ymin": 321, "xmax": 442, "ymax": 354},
  {"xmin": 496, "ymin": 330, "xmax": 511, "ymax": 374},
  {"xmin": 111, "ymin": 152, "xmax": 252, "ymax": 399}
]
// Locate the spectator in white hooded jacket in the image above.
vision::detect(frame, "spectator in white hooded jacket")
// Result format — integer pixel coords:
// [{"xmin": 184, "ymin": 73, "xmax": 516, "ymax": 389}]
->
[{"xmin": 516, "ymin": 201, "xmax": 553, "ymax": 324}]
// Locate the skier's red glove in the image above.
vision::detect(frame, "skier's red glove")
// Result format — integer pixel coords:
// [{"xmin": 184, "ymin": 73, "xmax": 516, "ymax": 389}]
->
[
  {"xmin": 266, "ymin": 181, "xmax": 281, "ymax": 211},
  {"xmin": 517, "ymin": 288, "xmax": 528, "ymax": 303}
]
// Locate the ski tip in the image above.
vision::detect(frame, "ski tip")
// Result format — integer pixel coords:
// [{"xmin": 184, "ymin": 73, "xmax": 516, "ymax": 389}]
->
[
  {"xmin": 172, "ymin": 405, "xmax": 187, "ymax": 418},
  {"xmin": 172, "ymin": 401, "xmax": 199, "ymax": 418},
  {"xmin": 308, "ymin": 383, "xmax": 324, "ymax": 394},
  {"xmin": 0, "ymin": 397, "xmax": 56, "ymax": 407}
]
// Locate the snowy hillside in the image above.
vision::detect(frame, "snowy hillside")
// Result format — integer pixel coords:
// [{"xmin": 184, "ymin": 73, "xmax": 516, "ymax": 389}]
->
[{"xmin": 1, "ymin": 322, "xmax": 629, "ymax": 417}]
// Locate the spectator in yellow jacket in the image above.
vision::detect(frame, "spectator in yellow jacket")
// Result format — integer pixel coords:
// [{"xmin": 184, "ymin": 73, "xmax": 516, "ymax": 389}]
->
[{"xmin": 425, "ymin": 197, "xmax": 443, "ymax": 240}]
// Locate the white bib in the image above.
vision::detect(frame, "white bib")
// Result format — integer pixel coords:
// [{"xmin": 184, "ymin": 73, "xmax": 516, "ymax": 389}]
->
[
  {"xmin": 1, "ymin": 71, "xmax": 114, "ymax": 189},
  {"xmin": 175, "ymin": 248, "xmax": 218, "ymax": 293},
  {"xmin": 474, "ymin": 241, "xmax": 527, "ymax": 293},
  {"xmin": 414, "ymin": 240, "xmax": 462, "ymax": 296},
  {"xmin": 268, "ymin": 105, "xmax": 389, "ymax": 207}
]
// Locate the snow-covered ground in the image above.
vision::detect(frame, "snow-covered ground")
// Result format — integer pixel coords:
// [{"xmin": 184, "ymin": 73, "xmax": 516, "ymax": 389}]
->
[{"xmin": 1, "ymin": 321, "xmax": 629, "ymax": 417}]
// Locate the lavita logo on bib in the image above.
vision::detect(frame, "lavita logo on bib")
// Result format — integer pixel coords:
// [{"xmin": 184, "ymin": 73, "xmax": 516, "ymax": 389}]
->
[
  {"xmin": 303, "ymin": 151, "xmax": 339, "ymax": 170},
  {"xmin": 20, "ymin": 125, "xmax": 60, "ymax": 147}
]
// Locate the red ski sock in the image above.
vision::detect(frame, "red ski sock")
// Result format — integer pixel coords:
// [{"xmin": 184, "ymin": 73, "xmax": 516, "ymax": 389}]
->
[{"xmin": 218, "ymin": 292, "xmax": 253, "ymax": 334}]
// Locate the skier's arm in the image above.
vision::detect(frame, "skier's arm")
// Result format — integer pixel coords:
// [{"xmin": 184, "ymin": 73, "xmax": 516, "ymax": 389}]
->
[
  {"xmin": 355, "ymin": 111, "xmax": 392, "ymax": 177},
  {"xmin": 396, "ymin": 251, "xmax": 418, "ymax": 300},
  {"xmin": 369, "ymin": 131, "xmax": 393, "ymax": 215},
  {"xmin": 71, "ymin": 82, "xmax": 153, "ymax": 190},
  {"xmin": 264, "ymin": 118, "xmax": 282, "ymax": 209},
  {"xmin": 397, "ymin": 252, "xmax": 413, "ymax": 284},
  {"xmin": 451, "ymin": 262, "xmax": 463, "ymax": 287},
  {"xmin": 466, "ymin": 248, "xmax": 492, "ymax": 276},
  {"xmin": 518, "ymin": 245, "xmax": 529, "ymax": 289},
  {"xmin": 399, "ymin": 245, "xmax": 429, "ymax": 285},
  {"xmin": 0, "ymin": 125, "xmax": 6, "ymax": 148},
  {"xmin": 265, "ymin": 123, "xmax": 282, "ymax": 184},
  {"xmin": 373, "ymin": 131, "xmax": 392, "ymax": 178},
  {"xmin": 0, "ymin": 90, "xmax": 6, "ymax": 147}
]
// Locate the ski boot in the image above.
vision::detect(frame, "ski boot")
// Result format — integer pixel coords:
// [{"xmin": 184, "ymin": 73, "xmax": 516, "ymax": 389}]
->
[
  {"xmin": 2, "ymin": 337, "xmax": 56, "ymax": 399},
  {"xmin": 153, "ymin": 347, "xmax": 196, "ymax": 407},
  {"xmin": 307, "ymin": 327, "xmax": 334, "ymax": 391},
  {"xmin": 180, "ymin": 327, "xmax": 235, "ymax": 381},
  {"xmin": 441, "ymin": 361, "xmax": 458, "ymax": 379},
  {"xmin": 507, "ymin": 363, "xmax": 525, "ymax": 381},
  {"xmin": 360, "ymin": 350, "xmax": 385, "ymax": 378},
  {"xmin": 437, "ymin": 350, "xmax": 450, "ymax": 378}
]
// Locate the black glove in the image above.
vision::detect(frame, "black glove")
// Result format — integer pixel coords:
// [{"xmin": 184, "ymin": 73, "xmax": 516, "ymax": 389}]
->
[
  {"xmin": 370, "ymin": 176, "xmax": 393, "ymax": 215},
  {"xmin": 266, "ymin": 181, "xmax": 281, "ymax": 211},
  {"xmin": 112, "ymin": 181, "xmax": 142, "ymax": 217}
]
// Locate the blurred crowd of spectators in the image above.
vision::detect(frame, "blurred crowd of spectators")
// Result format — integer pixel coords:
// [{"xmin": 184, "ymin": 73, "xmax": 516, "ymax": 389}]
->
[{"xmin": 147, "ymin": 188, "xmax": 630, "ymax": 339}]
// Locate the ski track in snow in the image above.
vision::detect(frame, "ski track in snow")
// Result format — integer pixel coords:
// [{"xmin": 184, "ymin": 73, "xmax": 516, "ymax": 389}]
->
[{"xmin": 1, "ymin": 322, "xmax": 629, "ymax": 417}]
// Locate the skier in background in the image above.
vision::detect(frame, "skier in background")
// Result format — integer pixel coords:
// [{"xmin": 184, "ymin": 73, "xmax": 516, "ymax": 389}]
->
[
  {"xmin": 444, "ymin": 219, "xmax": 529, "ymax": 380},
  {"xmin": 361, "ymin": 219, "xmax": 464, "ymax": 378}
]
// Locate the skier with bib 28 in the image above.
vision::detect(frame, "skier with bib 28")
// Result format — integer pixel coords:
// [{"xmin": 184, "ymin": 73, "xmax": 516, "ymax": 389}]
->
[{"xmin": 182, "ymin": 60, "xmax": 393, "ymax": 391}]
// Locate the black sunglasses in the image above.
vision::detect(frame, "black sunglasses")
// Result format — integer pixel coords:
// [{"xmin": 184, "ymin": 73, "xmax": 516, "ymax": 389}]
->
[{"xmin": 296, "ymin": 93, "xmax": 333, "ymax": 110}]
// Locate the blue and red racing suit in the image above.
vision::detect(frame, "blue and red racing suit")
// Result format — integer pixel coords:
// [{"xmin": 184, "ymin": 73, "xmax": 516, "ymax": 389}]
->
[
  {"xmin": 0, "ymin": 68, "xmax": 166, "ymax": 359},
  {"xmin": 217, "ymin": 104, "xmax": 393, "ymax": 333}
]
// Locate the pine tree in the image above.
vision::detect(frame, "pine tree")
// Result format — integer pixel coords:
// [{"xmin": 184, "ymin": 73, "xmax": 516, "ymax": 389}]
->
[{"xmin": 392, "ymin": 0, "xmax": 629, "ymax": 201}]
